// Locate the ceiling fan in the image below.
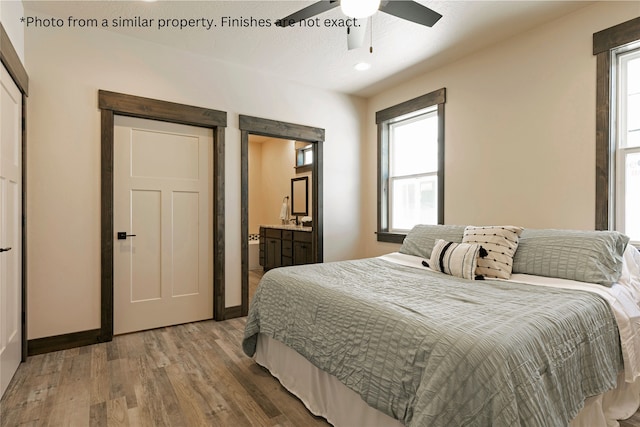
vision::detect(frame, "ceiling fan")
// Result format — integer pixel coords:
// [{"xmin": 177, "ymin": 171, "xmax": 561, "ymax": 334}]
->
[{"xmin": 276, "ymin": 0, "xmax": 442, "ymax": 50}]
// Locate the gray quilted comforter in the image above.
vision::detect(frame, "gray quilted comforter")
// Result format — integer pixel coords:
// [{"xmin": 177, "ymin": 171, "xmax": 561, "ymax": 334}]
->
[{"xmin": 242, "ymin": 257, "xmax": 623, "ymax": 426}]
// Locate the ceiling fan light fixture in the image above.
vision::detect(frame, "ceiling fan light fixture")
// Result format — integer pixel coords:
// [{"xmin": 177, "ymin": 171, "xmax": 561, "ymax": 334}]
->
[{"xmin": 340, "ymin": 0, "xmax": 381, "ymax": 19}]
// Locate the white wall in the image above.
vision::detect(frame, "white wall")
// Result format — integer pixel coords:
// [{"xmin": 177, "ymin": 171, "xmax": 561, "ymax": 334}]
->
[
  {"xmin": 0, "ymin": 0, "xmax": 24, "ymax": 62},
  {"xmin": 362, "ymin": 1, "xmax": 640, "ymax": 258},
  {"xmin": 24, "ymin": 22, "xmax": 365, "ymax": 339}
]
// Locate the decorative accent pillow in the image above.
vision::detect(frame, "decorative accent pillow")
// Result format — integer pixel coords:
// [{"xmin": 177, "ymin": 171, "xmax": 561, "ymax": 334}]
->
[
  {"xmin": 463, "ymin": 225, "xmax": 524, "ymax": 279},
  {"xmin": 399, "ymin": 224, "xmax": 467, "ymax": 259},
  {"xmin": 426, "ymin": 239, "xmax": 482, "ymax": 280},
  {"xmin": 512, "ymin": 229, "xmax": 630, "ymax": 286}
]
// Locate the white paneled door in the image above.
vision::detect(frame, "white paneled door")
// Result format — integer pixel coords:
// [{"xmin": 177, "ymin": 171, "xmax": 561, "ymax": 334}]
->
[
  {"xmin": 113, "ymin": 116, "xmax": 213, "ymax": 335},
  {"xmin": 0, "ymin": 63, "xmax": 22, "ymax": 399}
]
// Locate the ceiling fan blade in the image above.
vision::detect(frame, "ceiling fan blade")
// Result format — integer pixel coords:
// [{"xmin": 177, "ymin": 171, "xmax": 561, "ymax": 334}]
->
[
  {"xmin": 347, "ymin": 20, "xmax": 367, "ymax": 50},
  {"xmin": 276, "ymin": 1, "xmax": 341, "ymax": 27},
  {"xmin": 379, "ymin": 1, "xmax": 442, "ymax": 27}
]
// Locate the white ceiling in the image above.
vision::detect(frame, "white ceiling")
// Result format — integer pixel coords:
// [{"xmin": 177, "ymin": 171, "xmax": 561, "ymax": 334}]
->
[{"xmin": 22, "ymin": 0, "xmax": 593, "ymax": 97}]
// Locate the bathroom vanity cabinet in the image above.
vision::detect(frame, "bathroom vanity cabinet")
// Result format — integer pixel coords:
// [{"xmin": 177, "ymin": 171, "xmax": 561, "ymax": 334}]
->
[{"xmin": 259, "ymin": 226, "xmax": 313, "ymax": 271}]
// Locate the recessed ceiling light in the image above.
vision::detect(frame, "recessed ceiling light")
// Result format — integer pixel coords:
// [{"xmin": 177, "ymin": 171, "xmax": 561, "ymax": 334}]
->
[{"xmin": 354, "ymin": 62, "xmax": 371, "ymax": 71}]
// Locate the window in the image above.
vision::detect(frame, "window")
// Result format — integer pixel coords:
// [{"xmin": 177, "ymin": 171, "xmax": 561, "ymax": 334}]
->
[
  {"xmin": 388, "ymin": 108, "xmax": 439, "ymax": 230},
  {"xmin": 295, "ymin": 143, "xmax": 313, "ymax": 173},
  {"xmin": 594, "ymin": 17, "xmax": 640, "ymax": 245},
  {"xmin": 615, "ymin": 45, "xmax": 640, "ymax": 243},
  {"xmin": 297, "ymin": 144, "xmax": 313, "ymax": 166},
  {"xmin": 376, "ymin": 88, "xmax": 445, "ymax": 243}
]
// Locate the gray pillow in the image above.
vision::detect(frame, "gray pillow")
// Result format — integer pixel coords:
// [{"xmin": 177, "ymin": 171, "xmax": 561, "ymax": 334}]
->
[
  {"xmin": 399, "ymin": 224, "xmax": 466, "ymax": 259},
  {"xmin": 511, "ymin": 229, "xmax": 630, "ymax": 286}
]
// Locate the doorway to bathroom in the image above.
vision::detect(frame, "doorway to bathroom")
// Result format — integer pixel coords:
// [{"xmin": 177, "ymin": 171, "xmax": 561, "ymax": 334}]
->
[{"xmin": 239, "ymin": 115, "xmax": 324, "ymax": 316}]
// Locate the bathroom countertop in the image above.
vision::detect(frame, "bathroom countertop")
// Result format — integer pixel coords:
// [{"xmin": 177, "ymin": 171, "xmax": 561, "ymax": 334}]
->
[{"xmin": 260, "ymin": 224, "xmax": 312, "ymax": 232}]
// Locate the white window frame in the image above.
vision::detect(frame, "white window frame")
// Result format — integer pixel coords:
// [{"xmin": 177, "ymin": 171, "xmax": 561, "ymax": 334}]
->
[{"xmin": 613, "ymin": 43, "xmax": 640, "ymax": 244}]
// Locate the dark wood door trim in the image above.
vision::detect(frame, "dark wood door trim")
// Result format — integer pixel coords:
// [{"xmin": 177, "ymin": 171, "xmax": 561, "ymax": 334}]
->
[
  {"xmin": 100, "ymin": 90, "xmax": 227, "ymax": 341},
  {"xmin": 238, "ymin": 115, "xmax": 324, "ymax": 317}
]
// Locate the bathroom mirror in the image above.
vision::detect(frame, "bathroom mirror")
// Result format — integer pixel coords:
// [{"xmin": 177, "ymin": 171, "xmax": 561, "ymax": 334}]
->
[{"xmin": 291, "ymin": 176, "xmax": 309, "ymax": 216}]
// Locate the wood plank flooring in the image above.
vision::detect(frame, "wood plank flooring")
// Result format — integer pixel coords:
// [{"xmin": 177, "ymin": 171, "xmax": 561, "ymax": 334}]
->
[
  {"xmin": 0, "ymin": 317, "xmax": 329, "ymax": 427},
  {"xmin": 249, "ymin": 269, "xmax": 263, "ymax": 304}
]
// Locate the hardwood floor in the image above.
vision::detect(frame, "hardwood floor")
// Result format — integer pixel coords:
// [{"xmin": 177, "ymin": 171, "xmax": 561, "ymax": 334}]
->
[
  {"xmin": 0, "ymin": 317, "xmax": 328, "ymax": 427},
  {"xmin": 249, "ymin": 269, "xmax": 263, "ymax": 305}
]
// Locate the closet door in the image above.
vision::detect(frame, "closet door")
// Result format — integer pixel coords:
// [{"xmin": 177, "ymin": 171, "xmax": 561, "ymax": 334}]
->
[{"xmin": 0, "ymin": 62, "xmax": 23, "ymax": 398}]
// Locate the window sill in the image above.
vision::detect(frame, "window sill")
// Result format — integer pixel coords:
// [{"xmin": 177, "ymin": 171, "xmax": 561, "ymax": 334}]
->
[{"xmin": 376, "ymin": 231, "xmax": 406, "ymax": 244}]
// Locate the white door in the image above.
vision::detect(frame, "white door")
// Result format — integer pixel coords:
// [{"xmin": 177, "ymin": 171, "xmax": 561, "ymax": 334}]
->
[
  {"xmin": 113, "ymin": 116, "xmax": 213, "ymax": 335},
  {"xmin": 0, "ymin": 63, "xmax": 22, "ymax": 398}
]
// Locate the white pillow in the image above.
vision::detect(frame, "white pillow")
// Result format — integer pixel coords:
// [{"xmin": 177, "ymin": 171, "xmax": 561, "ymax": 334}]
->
[
  {"xmin": 619, "ymin": 245, "xmax": 640, "ymax": 305},
  {"xmin": 463, "ymin": 225, "xmax": 523, "ymax": 279},
  {"xmin": 428, "ymin": 239, "xmax": 482, "ymax": 280}
]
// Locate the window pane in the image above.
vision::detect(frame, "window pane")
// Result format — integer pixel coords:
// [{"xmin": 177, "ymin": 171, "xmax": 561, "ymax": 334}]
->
[
  {"xmin": 624, "ymin": 55, "xmax": 640, "ymax": 148},
  {"xmin": 627, "ymin": 94, "xmax": 640, "ymax": 147},
  {"xmin": 390, "ymin": 175, "xmax": 437, "ymax": 231},
  {"xmin": 628, "ymin": 56, "xmax": 640, "ymax": 93},
  {"xmin": 390, "ymin": 113, "xmax": 438, "ymax": 176},
  {"xmin": 304, "ymin": 149, "xmax": 313, "ymax": 165},
  {"xmin": 624, "ymin": 152, "xmax": 640, "ymax": 242}
]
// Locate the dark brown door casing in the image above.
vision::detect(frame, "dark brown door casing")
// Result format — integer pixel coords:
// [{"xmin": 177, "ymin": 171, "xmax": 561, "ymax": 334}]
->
[
  {"xmin": 239, "ymin": 115, "xmax": 324, "ymax": 317},
  {"xmin": 99, "ymin": 90, "xmax": 227, "ymax": 341}
]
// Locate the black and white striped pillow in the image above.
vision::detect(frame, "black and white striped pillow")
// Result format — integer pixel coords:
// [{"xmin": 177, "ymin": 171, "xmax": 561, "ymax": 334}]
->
[{"xmin": 427, "ymin": 239, "xmax": 482, "ymax": 280}]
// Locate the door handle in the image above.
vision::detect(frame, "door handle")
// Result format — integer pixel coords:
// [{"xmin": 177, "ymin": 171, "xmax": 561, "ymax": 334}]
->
[
  {"xmin": 117, "ymin": 232, "xmax": 137, "ymax": 240},
  {"xmin": 0, "ymin": 247, "xmax": 11, "ymax": 253}
]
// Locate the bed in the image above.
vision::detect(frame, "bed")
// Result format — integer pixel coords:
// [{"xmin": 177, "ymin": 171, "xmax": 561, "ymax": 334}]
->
[{"xmin": 242, "ymin": 225, "xmax": 640, "ymax": 426}]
